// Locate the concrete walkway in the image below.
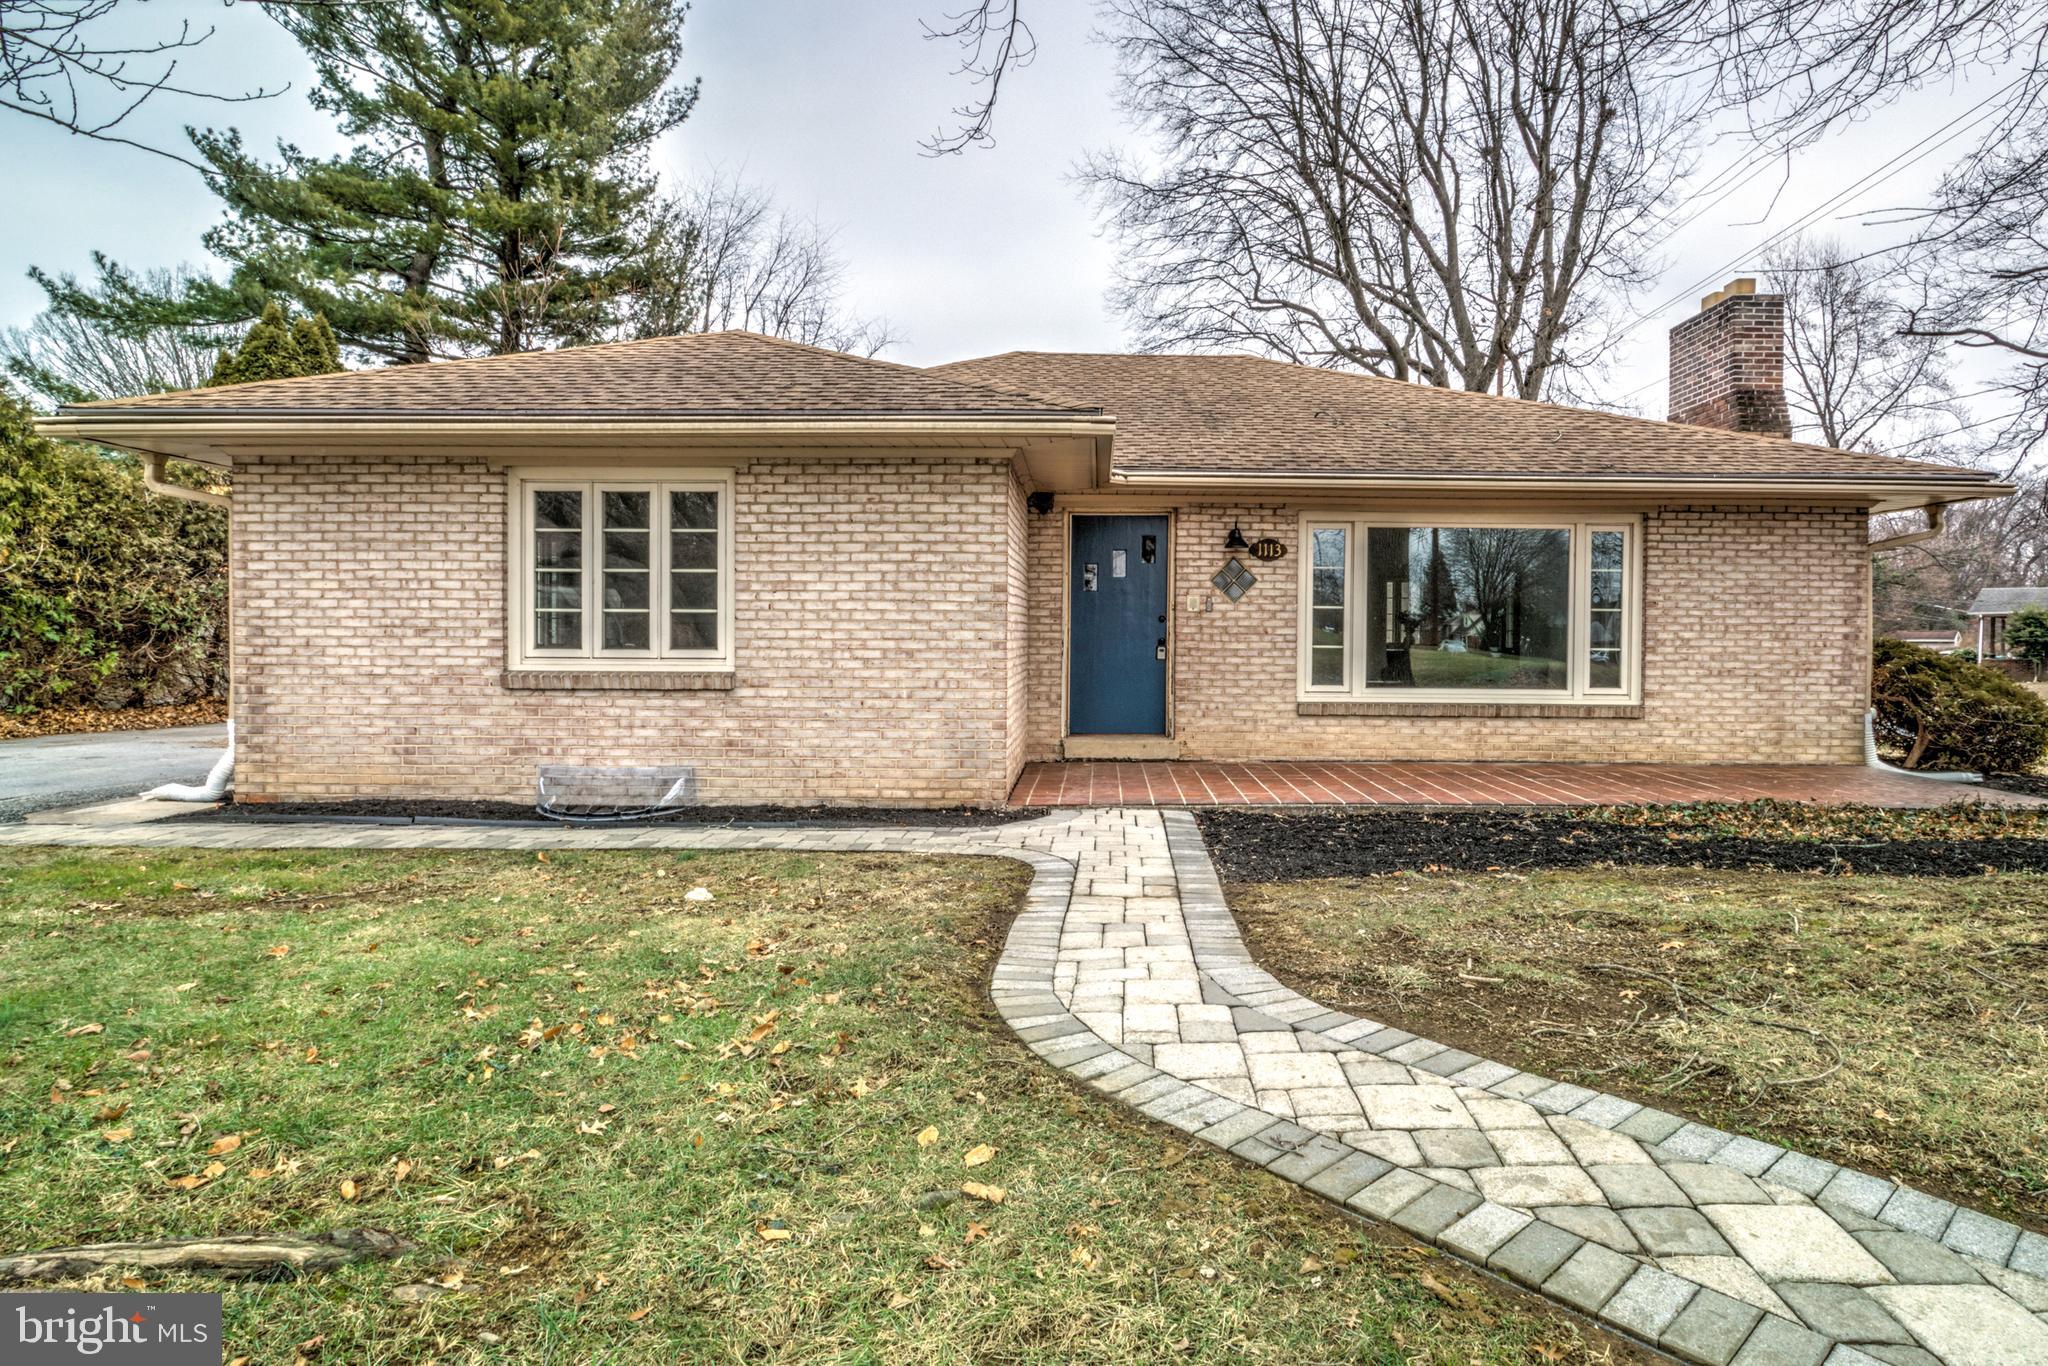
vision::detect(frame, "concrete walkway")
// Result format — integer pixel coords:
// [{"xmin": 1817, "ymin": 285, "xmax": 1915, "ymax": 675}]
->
[{"xmin": 3, "ymin": 808, "xmax": 2044, "ymax": 1364}]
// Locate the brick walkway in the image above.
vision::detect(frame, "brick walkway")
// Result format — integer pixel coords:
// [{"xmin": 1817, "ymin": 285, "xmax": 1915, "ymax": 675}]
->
[
  {"xmin": 1010, "ymin": 760, "xmax": 2046, "ymax": 808},
  {"xmin": 4, "ymin": 809, "xmax": 2044, "ymax": 1363}
]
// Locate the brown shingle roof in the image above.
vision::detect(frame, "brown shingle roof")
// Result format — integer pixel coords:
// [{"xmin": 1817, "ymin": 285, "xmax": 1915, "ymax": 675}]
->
[
  {"xmin": 929, "ymin": 351, "xmax": 1993, "ymax": 486},
  {"xmin": 61, "ymin": 331, "xmax": 1098, "ymax": 419}
]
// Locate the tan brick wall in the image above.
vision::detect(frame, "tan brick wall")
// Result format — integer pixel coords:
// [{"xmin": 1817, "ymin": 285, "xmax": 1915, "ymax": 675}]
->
[
  {"xmin": 1003, "ymin": 467, "xmax": 1031, "ymax": 790},
  {"xmin": 231, "ymin": 452, "xmax": 1018, "ymax": 806},
  {"xmin": 234, "ymin": 456, "xmax": 1872, "ymax": 808},
  {"xmin": 1023, "ymin": 501, "xmax": 1068, "ymax": 762},
  {"xmin": 1029, "ymin": 499, "xmax": 1870, "ymax": 764}
]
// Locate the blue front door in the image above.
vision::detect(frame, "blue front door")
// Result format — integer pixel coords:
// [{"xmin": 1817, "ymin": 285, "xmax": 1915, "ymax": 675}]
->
[{"xmin": 1070, "ymin": 515, "xmax": 1168, "ymax": 735}]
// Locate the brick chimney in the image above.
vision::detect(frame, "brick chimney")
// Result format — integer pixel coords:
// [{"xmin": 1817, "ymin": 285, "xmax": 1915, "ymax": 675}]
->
[{"xmin": 1667, "ymin": 277, "xmax": 1791, "ymax": 437}]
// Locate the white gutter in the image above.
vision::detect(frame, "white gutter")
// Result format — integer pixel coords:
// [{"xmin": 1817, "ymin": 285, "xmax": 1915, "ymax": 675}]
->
[
  {"xmin": 1866, "ymin": 504, "xmax": 1945, "ymax": 552},
  {"xmin": 38, "ymin": 414, "xmax": 1117, "ymax": 446},
  {"xmin": 140, "ymin": 450, "xmax": 231, "ymax": 508},
  {"xmin": 1107, "ymin": 469, "xmax": 2009, "ymax": 508}
]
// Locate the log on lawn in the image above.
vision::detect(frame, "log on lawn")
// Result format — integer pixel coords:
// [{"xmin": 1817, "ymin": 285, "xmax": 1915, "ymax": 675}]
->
[{"xmin": 0, "ymin": 1229, "xmax": 408, "ymax": 1283}]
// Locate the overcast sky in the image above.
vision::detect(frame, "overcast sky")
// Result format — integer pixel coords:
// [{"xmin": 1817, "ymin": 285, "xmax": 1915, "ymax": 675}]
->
[{"xmin": 0, "ymin": 0, "xmax": 2018, "ymax": 416}]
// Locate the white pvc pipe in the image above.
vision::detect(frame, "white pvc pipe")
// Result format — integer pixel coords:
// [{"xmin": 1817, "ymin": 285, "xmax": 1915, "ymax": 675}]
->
[
  {"xmin": 142, "ymin": 721, "xmax": 235, "ymax": 801},
  {"xmin": 1865, "ymin": 709, "xmax": 1980, "ymax": 783}
]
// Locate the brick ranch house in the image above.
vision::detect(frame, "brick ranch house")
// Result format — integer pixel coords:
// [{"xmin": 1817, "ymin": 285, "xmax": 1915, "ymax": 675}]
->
[{"xmin": 43, "ymin": 279, "xmax": 2011, "ymax": 808}]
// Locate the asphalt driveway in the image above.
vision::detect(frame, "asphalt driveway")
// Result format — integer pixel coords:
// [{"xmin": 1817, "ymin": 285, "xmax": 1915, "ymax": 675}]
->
[{"xmin": 0, "ymin": 724, "xmax": 229, "ymax": 821}]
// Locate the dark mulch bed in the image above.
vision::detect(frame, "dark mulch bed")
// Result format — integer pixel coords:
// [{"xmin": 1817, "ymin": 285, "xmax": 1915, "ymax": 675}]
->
[
  {"xmin": 175, "ymin": 798, "xmax": 1043, "ymax": 829},
  {"xmin": 1196, "ymin": 807, "xmax": 2048, "ymax": 880},
  {"xmin": 1983, "ymin": 772, "xmax": 2048, "ymax": 800}
]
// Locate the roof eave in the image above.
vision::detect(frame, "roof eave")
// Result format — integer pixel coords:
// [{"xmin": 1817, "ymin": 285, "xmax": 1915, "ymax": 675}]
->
[
  {"xmin": 35, "ymin": 411, "xmax": 1119, "ymax": 466},
  {"xmin": 1107, "ymin": 467, "xmax": 2011, "ymax": 513}
]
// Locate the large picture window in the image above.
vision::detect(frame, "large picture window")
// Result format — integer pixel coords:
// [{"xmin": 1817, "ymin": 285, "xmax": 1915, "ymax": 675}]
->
[
  {"xmin": 510, "ymin": 471, "xmax": 733, "ymax": 670},
  {"xmin": 1300, "ymin": 516, "xmax": 1638, "ymax": 702}
]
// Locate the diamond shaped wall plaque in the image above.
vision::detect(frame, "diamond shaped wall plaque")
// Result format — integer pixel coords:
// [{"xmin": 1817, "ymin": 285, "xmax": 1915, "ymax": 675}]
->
[{"xmin": 1211, "ymin": 557, "xmax": 1256, "ymax": 601}]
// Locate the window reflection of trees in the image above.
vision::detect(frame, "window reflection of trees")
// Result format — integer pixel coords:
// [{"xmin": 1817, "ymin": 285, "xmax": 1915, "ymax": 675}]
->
[{"xmin": 1372, "ymin": 526, "xmax": 1570, "ymax": 690}]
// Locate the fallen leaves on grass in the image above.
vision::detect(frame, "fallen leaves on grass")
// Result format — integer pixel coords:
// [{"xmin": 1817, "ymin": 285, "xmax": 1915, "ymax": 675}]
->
[
  {"xmin": 961, "ymin": 1144, "xmax": 995, "ymax": 1168},
  {"xmin": 960, "ymin": 1181, "xmax": 1006, "ymax": 1204},
  {"xmin": 915, "ymin": 1125, "xmax": 939, "ymax": 1148},
  {"xmin": 167, "ymin": 1161, "xmax": 228, "ymax": 1191},
  {"xmin": 1418, "ymin": 1270, "xmax": 1494, "ymax": 1325}
]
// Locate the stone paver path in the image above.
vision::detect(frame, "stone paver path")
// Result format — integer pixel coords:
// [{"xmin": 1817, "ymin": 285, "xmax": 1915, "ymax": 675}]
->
[{"xmin": 5, "ymin": 808, "xmax": 2045, "ymax": 1365}]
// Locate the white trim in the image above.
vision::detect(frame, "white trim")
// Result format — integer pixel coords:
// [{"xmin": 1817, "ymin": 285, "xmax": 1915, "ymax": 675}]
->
[
  {"xmin": 1293, "ymin": 511, "xmax": 1644, "ymax": 707},
  {"xmin": 1300, "ymin": 521, "xmax": 1353, "ymax": 695},
  {"xmin": 506, "ymin": 467, "xmax": 735, "ymax": 673}
]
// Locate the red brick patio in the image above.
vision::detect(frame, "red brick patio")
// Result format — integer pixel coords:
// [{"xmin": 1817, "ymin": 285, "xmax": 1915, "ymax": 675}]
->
[{"xmin": 1008, "ymin": 760, "xmax": 2046, "ymax": 808}]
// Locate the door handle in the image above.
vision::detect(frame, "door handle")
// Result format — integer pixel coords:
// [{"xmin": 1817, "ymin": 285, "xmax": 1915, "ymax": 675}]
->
[{"xmin": 1156, "ymin": 638, "xmax": 1167, "ymax": 661}]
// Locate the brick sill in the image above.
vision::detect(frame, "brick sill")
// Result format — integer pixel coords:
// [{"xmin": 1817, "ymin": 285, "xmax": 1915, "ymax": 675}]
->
[
  {"xmin": 501, "ymin": 669, "xmax": 736, "ymax": 692},
  {"xmin": 1298, "ymin": 700, "xmax": 1644, "ymax": 720}
]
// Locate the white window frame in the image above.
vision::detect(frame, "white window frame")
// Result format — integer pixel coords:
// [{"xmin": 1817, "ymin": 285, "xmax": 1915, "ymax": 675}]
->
[
  {"xmin": 507, "ymin": 467, "xmax": 735, "ymax": 672},
  {"xmin": 1296, "ymin": 512, "xmax": 1642, "ymax": 704}
]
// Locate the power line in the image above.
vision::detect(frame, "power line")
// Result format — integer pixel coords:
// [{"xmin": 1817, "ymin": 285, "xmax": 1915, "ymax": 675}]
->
[
  {"xmin": 1622, "ymin": 71, "xmax": 2026, "ymax": 340},
  {"xmin": 1599, "ymin": 71, "xmax": 2035, "ymax": 413}
]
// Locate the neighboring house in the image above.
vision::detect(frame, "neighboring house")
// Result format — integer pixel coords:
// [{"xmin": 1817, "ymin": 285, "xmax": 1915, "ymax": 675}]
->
[
  {"xmin": 1966, "ymin": 588, "xmax": 2048, "ymax": 660},
  {"xmin": 42, "ymin": 278, "xmax": 2010, "ymax": 807},
  {"xmin": 1891, "ymin": 630, "xmax": 1964, "ymax": 654}
]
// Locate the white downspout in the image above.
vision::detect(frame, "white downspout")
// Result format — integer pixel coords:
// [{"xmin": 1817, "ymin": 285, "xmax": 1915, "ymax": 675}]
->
[
  {"xmin": 136, "ymin": 451, "xmax": 235, "ymax": 799},
  {"xmin": 141, "ymin": 451, "xmax": 231, "ymax": 508},
  {"xmin": 142, "ymin": 721, "xmax": 236, "ymax": 801},
  {"xmin": 1866, "ymin": 503, "xmax": 1980, "ymax": 782}
]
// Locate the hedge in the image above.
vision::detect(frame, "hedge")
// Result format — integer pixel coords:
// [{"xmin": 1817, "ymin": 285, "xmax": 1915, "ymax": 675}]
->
[
  {"xmin": 1871, "ymin": 636, "xmax": 2048, "ymax": 775},
  {"xmin": 0, "ymin": 386, "xmax": 228, "ymax": 711}
]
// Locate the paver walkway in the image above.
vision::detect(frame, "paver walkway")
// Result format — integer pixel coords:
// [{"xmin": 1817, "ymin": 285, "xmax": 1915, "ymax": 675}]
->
[
  {"xmin": 1010, "ymin": 760, "xmax": 2048, "ymax": 808},
  {"xmin": 5, "ymin": 809, "xmax": 2045, "ymax": 1364}
]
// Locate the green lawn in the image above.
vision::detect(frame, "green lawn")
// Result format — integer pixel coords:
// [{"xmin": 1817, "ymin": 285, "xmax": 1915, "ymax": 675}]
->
[
  {"xmin": 1232, "ymin": 867, "xmax": 2048, "ymax": 1230},
  {"xmin": 0, "ymin": 847, "xmax": 1631, "ymax": 1363}
]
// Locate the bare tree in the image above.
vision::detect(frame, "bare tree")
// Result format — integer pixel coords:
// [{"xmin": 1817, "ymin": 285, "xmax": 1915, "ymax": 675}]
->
[
  {"xmin": 3, "ymin": 260, "xmax": 229, "ymax": 405},
  {"xmin": 627, "ymin": 177, "xmax": 899, "ymax": 356},
  {"xmin": 1761, "ymin": 235, "xmax": 1962, "ymax": 456},
  {"xmin": 1079, "ymin": 0, "xmax": 1689, "ymax": 398},
  {"xmin": 0, "ymin": 0, "xmax": 279, "ymax": 165},
  {"xmin": 1902, "ymin": 70, "xmax": 2048, "ymax": 467},
  {"xmin": 920, "ymin": 0, "xmax": 1033, "ymax": 155},
  {"xmin": 920, "ymin": 1, "xmax": 2039, "ymax": 161}
]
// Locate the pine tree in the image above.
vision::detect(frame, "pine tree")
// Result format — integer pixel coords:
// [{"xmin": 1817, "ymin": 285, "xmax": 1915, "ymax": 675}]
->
[
  {"xmin": 207, "ymin": 302, "xmax": 345, "ymax": 387},
  {"xmin": 177, "ymin": 0, "xmax": 697, "ymax": 363}
]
